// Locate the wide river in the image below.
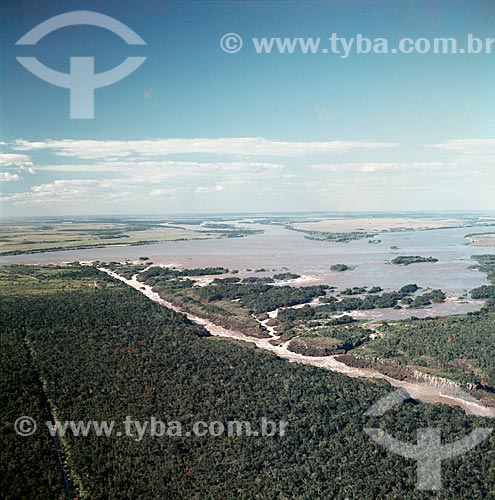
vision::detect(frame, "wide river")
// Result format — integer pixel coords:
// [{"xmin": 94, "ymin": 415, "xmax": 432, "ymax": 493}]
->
[{"xmin": 2, "ymin": 224, "xmax": 494, "ymax": 319}]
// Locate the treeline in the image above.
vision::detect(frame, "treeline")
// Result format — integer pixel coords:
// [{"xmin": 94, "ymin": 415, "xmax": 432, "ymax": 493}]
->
[
  {"xmin": 391, "ymin": 255, "xmax": 439, "ymax": 265},
  {"xmin": 139, "ymin": 266, "xmax": 230, "ymax": 281},
  {"xmin": 295, "ymin": 229, "xmax": 376, "ymax": 243},
  {"xmin": 407, "ymin": 289, "xmax": 446, "ymax": 307},
  {"xmin": 277, "ymin": 284, "xmax": 426, "ymax": 321},
  {"xmin": 341, "ymin": 286, "xmax": 383, "ymax": 295},
  {"xmin": 471, "ymin": 285, "xmax": 495, "ymax": 299},
  {"xmin": 195, "ymin": 282, "xmax": 328, "ymax": 313},
  {"xmin": 359, "ymin": 307, "xmax": 495, "ymax": 388},
  {"xmin": 150, "ymin": 281, "xmax": 268, "ymax": 338},
  {"xmin": 471, "ymin": 254, "xmax": 495, "ymax": 286}
]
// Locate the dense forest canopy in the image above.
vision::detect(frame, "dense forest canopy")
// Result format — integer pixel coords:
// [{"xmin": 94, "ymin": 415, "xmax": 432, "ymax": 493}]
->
[
  {"xmin": 1, "ymin": 262, "xmax": 494, "ymax": 499},
  {"xmin": 356, "ymin": 255, "xmax": 495, "ymax": 388},
  {"xmin": 108, "ymin": 257, "xmax": 493, "ymax": 392}
]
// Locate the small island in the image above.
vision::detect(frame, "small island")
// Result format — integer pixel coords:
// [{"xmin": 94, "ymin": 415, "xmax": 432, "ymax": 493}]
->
[
  {"xmin": 330, "ymin": 264, "xmax": 356, "ymax": 272},
  {"xmin": 466, "ymin": 232, "xmax": 495, "ymax": 247},
  {"xmin": 273, "ymin": 272, "xmax": 301, "ymax": 280},
  {"xmin": 390, "ymin": 255, "xmax": 439, "ymax": 266}
]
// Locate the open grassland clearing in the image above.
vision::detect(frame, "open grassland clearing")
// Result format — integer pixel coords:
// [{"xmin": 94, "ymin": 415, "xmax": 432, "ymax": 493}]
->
[{"xmin": 0, "ymin": 222, "xmax": 228, "ymax": 255}]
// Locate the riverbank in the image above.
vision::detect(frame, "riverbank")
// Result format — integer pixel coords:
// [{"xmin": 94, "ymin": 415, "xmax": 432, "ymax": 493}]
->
[{"xmin": 99, "ymin": 267, "xmax": 495, "ymax": 417}]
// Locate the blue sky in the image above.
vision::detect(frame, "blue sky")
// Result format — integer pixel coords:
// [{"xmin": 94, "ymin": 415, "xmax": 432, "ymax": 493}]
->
[{"xmin": 1, "ymin": 0, "xmax": 494, "ymax": 216}]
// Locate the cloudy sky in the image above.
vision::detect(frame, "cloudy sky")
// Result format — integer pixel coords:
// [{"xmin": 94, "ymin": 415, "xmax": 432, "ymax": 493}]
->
[{"xmin": 1, "ymin": 0, "xmax": 494, "ymax": 216}]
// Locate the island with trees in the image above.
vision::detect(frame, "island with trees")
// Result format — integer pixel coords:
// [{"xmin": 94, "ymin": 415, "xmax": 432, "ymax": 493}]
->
[{"xmin": 390, "ymin": 255, "xmax": 439, "ymax": 265}]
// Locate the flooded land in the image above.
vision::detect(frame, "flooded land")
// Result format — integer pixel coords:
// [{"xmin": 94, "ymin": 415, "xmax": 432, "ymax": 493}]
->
[
  {"xmin": 2, "ymin": 215, "xmax": 494, "ymax": 321},
  {"xmin": 2, "ymin": 213, "xmax": 495, "ymax": 499}
]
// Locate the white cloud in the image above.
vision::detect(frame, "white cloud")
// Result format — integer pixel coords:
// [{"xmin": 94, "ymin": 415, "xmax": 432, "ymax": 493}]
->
[
  {"xmin": 195, "ymin": 184, "xmax": 224, "ymax": 194},
  {"xmin": 0, "ymin": 160, "xmax": 282, "ymax": 206},
  {"xmin": 310, "ymin": 162, "xmax": 448, "ymax": 173},
  {"xmin": 150, "ymin": 188, "xmax": 177, "ymax": 196},
  {"xmin": 34, "ymin": 160, "xmax": 285, "ymax": 173},
  {"xmin": 2, "ymin": 137, "xmax": 493, "ymax": 214},
  {"xmin": 1, "ymin": 180, "xmax": 99, "ymax": 204},
  {"xmin": 0, "ymin": 153, "xmax": 33, "ymax": 166},
  {"xmin": 19, "ymin": 166, "xmax": 36, "ymax": 174},
  {"xmin": 429, "ymin": 139, "xmax": 495, "ymax": 169},
  {"xmin": 430, "ymin": 139, "xmax": 495, "ymax": 154},
  {"xmin": 0, "ymin": 171, "xmax": 21, "ymax": 182},
  {"xmin": 12, "ymin": 138, "xmax": 400, "ymax": 160}
]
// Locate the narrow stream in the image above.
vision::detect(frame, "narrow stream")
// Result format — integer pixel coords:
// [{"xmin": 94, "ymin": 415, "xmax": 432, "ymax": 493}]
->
[{"xmin": 99, "ymin": 267, "xmax": 495, "ymax": 418}]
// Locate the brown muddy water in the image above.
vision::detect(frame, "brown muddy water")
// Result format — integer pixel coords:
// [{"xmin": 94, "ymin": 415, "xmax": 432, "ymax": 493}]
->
[{"xmin": 2, "ymin": 224, "xmax": 494, "ymax": 319}]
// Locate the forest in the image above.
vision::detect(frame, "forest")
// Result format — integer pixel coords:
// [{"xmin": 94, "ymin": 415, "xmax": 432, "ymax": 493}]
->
[
  {"xmin": 193, "ymin": 281, "xmax": 328, "ymax": 313},
  {"xmin": 107, "ymin": 257, "xmax": 492, "ymax": 395},
  {"xmin": 390, "ymin": 256, "xmax": 439, "ymax": 265},
  {"xmin": 354, "ymin": 255, "xmax": 495, "ymax": 390},
  {"xmin": 275, "ymin": 283, "xmax": 431, "ymax": 321},
  {"xmin": 1, "ymin": 264, "xmax": 494, "ymax": 499}
]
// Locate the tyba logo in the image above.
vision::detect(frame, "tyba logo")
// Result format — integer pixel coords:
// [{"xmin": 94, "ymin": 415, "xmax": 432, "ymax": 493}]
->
[
  {"xmin": 364, "ymin": 388, "xmax": 493, "ymax": 491},
  {"xmin": 16, "ymin": 11, "xmax": 146, "ymax": 119}
]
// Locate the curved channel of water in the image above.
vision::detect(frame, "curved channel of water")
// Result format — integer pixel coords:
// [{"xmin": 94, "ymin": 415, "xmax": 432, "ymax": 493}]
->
[{"xmin": 99, "ymin": 267, "xmax": 495, "ymax": 418}]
